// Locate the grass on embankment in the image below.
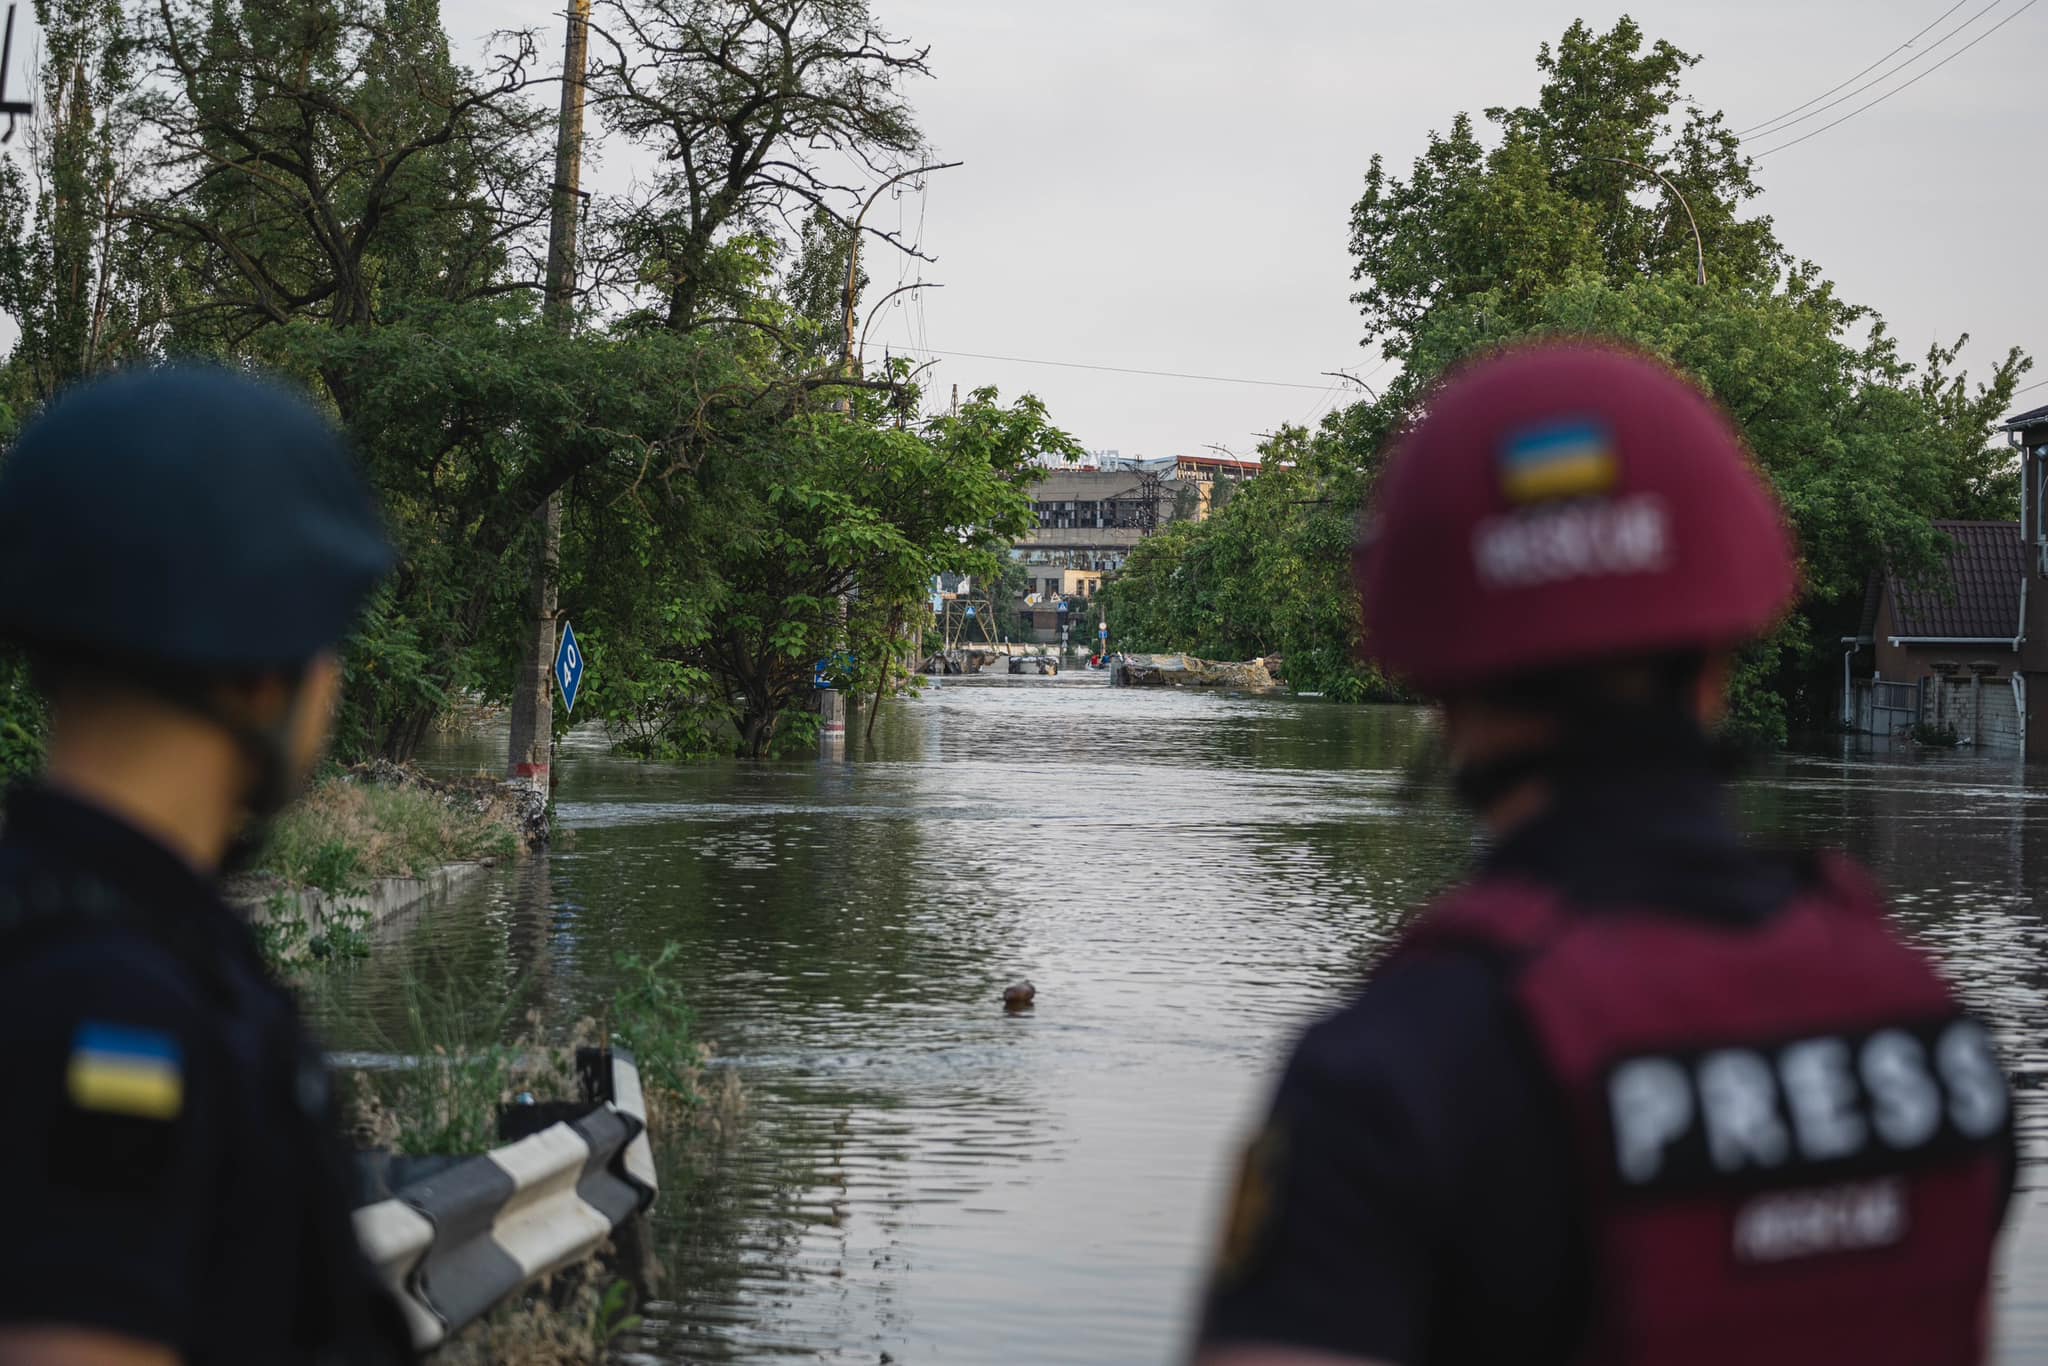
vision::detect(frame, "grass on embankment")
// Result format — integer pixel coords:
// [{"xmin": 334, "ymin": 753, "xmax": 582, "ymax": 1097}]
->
[
  {"xmin": 240, "ymin": 765, "xmax": 524, "ymax": 969},
  {"xmin": 257, "ymin": 767, "xmax": 522, "ymax": 893}
]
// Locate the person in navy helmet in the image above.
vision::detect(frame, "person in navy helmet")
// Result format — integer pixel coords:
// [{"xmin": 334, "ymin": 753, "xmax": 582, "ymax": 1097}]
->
[
  {"xmin": 1193, "ymin": 342, "xmax": 2015, "ymax": 1366},
  {"xmin": 0, "ymin": 366, "xmax": 414, "ymax": 1364}
]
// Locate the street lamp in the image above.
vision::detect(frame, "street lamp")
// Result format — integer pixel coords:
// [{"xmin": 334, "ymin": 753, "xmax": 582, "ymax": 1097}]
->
[{"xmin": 1575, "ymin": 155, "xmax": 1707, "ymax": 287}]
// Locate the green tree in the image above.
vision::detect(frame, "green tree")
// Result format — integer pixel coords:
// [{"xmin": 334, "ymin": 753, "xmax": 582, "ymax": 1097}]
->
[
  {"xmin": 1344, "ymin": 15, "xmax": 2031, "ymax": 740},
  {"xmin": 577, "ymin": 381, "xmax": 1079, "ymax": 757},
  {"xmin": 1099, "ymin": 427, "xmax": 1398, "ymax": 701},
  {"xmin": 1111, "ymin": 16, "xmax": 2027, "ymax": 741},
  {"xmin": 0, "ymin": 0, "xmax": 146, "ymax": 401},
  {"xmin": 1349, "ymin": 16, "xmax": 1777, "ymax": 371},
  {"xmin": 0, "ymin": 0, "xmax": 1067, "ymax": 773},
  {"xmin": 127, "ymin": 0, "xmax": 548, "ymax": 355},
  {"xmin": 781, "ymin": 205, "xmax": 867, "ymax": 363},
  {"xmin": 588, "ymin": 0, "xmax": 927, "ymax": 334}
]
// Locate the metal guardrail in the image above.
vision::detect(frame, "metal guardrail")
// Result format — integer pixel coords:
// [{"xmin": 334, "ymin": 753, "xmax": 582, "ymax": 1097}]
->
[{"xmin": 350, "ymin": 1049, "xmax": 658, "ymax": 1351}]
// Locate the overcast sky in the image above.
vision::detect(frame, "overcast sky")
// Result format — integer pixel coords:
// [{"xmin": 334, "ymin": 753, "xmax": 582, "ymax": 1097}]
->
[
  {"xmin": 851, "ymin": 0, "xmax": 2048, "ymax": 459},
  {"xmin": 7, "ymin": 0, "xmax": 2043, "ymax": 455}
]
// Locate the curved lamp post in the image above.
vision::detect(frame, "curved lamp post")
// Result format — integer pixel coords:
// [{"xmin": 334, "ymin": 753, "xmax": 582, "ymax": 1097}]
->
[{"xmin": 1582, "ymin": 155, "xmax": 1707, "ymax": 287}]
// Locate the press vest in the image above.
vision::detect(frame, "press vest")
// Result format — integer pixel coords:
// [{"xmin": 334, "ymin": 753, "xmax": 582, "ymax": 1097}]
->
[{"xmin": 1393, "ymin": 852, "xmax": 2011, "ymax": 1366}]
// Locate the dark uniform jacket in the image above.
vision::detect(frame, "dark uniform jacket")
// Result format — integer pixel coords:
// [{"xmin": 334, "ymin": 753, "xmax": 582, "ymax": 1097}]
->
[
  {"xmin": 0, "ymin": 783, "xmax": 412, "ymax": 1364},
  {"xmin": 1197, "ymin": 771, "xmax": 2019, "ymax": 1365}
]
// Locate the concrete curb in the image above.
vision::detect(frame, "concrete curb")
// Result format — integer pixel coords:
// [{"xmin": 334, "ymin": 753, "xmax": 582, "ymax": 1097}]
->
[{"xmin": 231, "ymin": 860, "xmax": 494, "ymax": 943}]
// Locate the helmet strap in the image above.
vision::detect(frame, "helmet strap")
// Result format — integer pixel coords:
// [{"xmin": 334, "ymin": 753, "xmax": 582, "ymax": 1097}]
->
[
  {"xmin": 1450, "ymin": 702, "xmax": 1727, "ymax": 815},
  {"xmin": 126, "ymin": 669, "xmax": 311, "ymax": 876},
  {"xmin": 1452, "ymin": 745, "xmax": 1566, "ymax": 811},
  {"xmin": 216, "ymin": 709, "xmax": 303, "ymax": 877}
]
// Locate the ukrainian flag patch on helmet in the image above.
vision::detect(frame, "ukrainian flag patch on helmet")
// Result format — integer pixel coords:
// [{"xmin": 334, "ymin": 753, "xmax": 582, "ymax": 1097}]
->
[
  {"xmin": 67, "ymin": 1022, "xmax": 184, "ymax": 1121},
  {"xmin": 1500, "ymin": 418, "xmax": 1618, "ymax": 503}
]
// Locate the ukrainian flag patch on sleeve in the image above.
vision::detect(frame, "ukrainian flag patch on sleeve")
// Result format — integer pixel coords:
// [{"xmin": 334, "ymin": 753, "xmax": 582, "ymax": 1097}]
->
[
  {"xmin": 1500, "ymin": 417, "xmax": 1619, "ymax": 503},
  {"xmin": 67, "ymin": 1022, "xmax": 184, "ymax": 1121}
]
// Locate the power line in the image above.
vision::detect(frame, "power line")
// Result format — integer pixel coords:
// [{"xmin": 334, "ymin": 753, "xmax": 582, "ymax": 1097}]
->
[
  {"xmin": 2013, "ymin": 376, "xmax": 2048, "ymax": 397},
  {"xmin": 907, "ymin": 346, "xmax": 1340, "ymax": 391},
  {"xmin": 1744, "ymin": 0, "xmax": 2002, "ymax": 143},
  {"xmin": 1753, "ymin": 0, "xmax": 2038, "ymax": 157},
  {"xmin": 1736, "ymin": 0, "xmax": 1971, "ymax": 136}
]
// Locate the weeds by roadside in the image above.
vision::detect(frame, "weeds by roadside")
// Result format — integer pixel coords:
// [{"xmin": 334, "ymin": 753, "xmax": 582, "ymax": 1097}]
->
[
  {"xmin": 261, "ymin": 769, "xmax": 519, "ymax": 886},
  {"xmin": 610, "ymin": 942, "xmax": 746, "ymax": 1145},
  {"xmin": 242, "ymin": 763, "xmax": 523, "ymax": 978},
  {"xmin": 334, "ymin": 942, "xmax": 746, "ymax": 1361},
  {"xmin": 433, "ymin": 1250, "xmax": 641, "ymax": 1366},
  {"xmin": 251, "ymin": 890, "xmax": 374, "ymax": 974},
  {"xmin": 339, "ymin": 941, "xmax": 744, "ymax": 1158}
]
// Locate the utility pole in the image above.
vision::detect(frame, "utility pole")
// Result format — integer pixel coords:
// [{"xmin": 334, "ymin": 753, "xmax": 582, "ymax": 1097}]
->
[
  {"xmin": 839, "ymin": 161, "xmax": 962, "ymax": 383},
  {"xmin": 507, "ymin": 0, "xmax": 591, "ymax": 798}
]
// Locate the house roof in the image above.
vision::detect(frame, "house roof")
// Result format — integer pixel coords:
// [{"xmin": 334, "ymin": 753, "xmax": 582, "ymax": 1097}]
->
[
  {"xmin": 1884, "ymin": 520, "xmax": 2024, "ymax": 641},
  {"xmin": 2004, "ymin": 403, "xmax": 2048, "ymax": 431}
]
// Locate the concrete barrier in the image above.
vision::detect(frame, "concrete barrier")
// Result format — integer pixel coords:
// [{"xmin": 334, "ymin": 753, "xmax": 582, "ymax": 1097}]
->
[
  {"xmin": 234, "ymin": 860, "xmax": 494, "ymax": 947},
  {"xmin": 351, "ymin": 1049, "xmax": 658, "ymax": 1350}
]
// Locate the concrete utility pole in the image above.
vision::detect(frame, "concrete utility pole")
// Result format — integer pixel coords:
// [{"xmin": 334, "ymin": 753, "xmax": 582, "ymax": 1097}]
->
[
  {"xmin": 839, "ymin": 161, "xmax": 962, "ymax": 381},
  {"xmin": 1, "ymin": 5, "xmax": 37, "ymax": 142},
  {"xmin": 507, "ymin": 0, "xmax": 591, "ymax": 795}
]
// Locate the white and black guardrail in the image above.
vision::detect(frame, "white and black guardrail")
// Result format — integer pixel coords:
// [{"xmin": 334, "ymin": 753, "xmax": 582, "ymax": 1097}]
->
[{"xmin": 350, "ymin": 1048, "xmax": 659, "ymax": 1351}]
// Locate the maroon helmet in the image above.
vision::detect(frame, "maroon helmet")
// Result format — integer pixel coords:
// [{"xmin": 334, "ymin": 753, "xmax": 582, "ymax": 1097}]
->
[{"xmin": 1356, "ymin": 342, "xmax": 1796, "ymax": 694}]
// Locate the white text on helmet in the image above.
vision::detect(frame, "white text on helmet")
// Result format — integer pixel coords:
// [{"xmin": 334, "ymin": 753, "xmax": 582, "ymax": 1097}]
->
[{"xmin": 1471, "ymin": 493, "xmax": 1670, "ymax": 590}]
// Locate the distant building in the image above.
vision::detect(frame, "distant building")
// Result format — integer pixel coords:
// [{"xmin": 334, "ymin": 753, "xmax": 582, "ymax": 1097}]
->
[
  {"xmin": 1000, "ymin": 452, "xmax": 1269, "ymax": 642},
  {"xmin": 1012, "ymin": 467, "xmax": 1176, "ymax": 576},
  {"xmin": 1012, "ymin": 453, "xmax": 1264, "ymax": 575},
  {"xmin": 1837, "ymin": 405, "xmax": 2048, "ymax": 755},
  {"xmin": 1842, "ymin": 520, "xmax": 2025, "ymax": 749}
]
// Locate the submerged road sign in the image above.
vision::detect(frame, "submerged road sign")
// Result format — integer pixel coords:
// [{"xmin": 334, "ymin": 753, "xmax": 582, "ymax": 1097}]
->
[{"xmin": 554, "ymin": 620, "xmax": 585, "ymax": 713}]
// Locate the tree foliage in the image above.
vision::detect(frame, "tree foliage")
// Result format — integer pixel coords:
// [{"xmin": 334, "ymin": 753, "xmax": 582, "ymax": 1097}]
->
[
  {"xmin": 587, "ymin": 0, "xmax": 928, "ymax": 331},
  {"xmin": 1108, "ymin": 16, "xmax": 2029, "ymax": 742},
  {"xmin": 0, "ymin": 0, "xmax": 1072, "ymax": 765}
]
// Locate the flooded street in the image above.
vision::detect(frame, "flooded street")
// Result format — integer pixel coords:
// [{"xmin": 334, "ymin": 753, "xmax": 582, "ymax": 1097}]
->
[{"xmin": 306, "ymin": 678, "xmax": 2048, "ymax": 1363}]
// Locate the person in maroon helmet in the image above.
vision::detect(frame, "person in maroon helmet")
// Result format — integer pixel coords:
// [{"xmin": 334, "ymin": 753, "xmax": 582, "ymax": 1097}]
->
[{"xmin": 1192, "ymin": 341, "xmax": 2015, "ymax": 1366}]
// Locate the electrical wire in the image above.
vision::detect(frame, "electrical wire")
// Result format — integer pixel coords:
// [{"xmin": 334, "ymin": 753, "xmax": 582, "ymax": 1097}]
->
[
  {"xmin": 1744, "ymin": 0, "xmax": 2001, "ymax": 142},
  {"xmin": 1752, "ymin": 0, "xmax": 2038, "ymax": 156},
  {"xmin": 2012, "ymin": 375, "xmax": 2048, "ymax": 397},
  {"xmin": 1297, "ymin": 382, "xmax": 1344, "ymax": 430},
  {"xmin": 910, "ymin": 347, "xmax": 1340, "ymax": 391},
  {"xmin": 911, "ymin": 179, "xmax": 931, "ymax": 361},
  {"xmin": 1736, "ymin": 0, "xmax": 1971, "ymax": 135}
]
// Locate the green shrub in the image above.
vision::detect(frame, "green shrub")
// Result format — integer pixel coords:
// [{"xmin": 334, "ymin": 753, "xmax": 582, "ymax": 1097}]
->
[
  {"xmin": 1911, "ymin": 721, "xmax": 1960, "ymax": 747},
  {"xmin": 259, "ymin": 776, "xmax": 517, "ymax": 886},
  {"xmin": 610, "ymin": 943, "xmax": 697, "ymax": 1100}
]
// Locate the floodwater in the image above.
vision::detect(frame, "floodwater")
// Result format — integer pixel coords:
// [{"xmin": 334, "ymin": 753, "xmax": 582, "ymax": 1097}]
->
[{"xmin": 306, "ymin": 676, "xmax": 2048, "ymax": 1363}]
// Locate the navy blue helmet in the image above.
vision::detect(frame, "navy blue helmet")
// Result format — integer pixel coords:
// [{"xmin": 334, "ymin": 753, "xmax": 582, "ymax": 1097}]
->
[{"xmin": 0, "ymin": 365, "xmax": 395, "ymax": 672}]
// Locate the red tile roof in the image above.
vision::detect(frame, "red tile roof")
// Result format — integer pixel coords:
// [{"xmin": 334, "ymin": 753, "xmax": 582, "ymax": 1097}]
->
[{"xmin": 1884, "ymin": 521, "xmax": 2023, "ymax": 641}]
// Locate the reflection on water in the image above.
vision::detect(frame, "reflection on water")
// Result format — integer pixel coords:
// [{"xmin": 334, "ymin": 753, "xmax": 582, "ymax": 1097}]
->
[{"xmin": 307, "ymin": 677, "xmax": 2048, "ymax": 1363}]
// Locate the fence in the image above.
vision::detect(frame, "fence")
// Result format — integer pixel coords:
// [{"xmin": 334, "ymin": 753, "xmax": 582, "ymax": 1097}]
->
[
  {"xmin": 1870, "ymin": 679, "xmax": 1921, "ymax": 738},
  {"xmin": 1850, "ymin": 674, "xmax": 2024, "ymax": 752}
]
